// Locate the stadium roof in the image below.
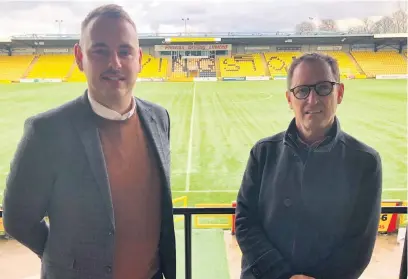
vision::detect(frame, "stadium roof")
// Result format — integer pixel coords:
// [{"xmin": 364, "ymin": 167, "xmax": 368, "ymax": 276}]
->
[
  {"xmin": 0, "ymin": 37, "xmax": 11, "ymax": 43},
  {"xmin": 10, "ymin": 31, "xmax": 374, "ymax": 40},
  {"xmin": 7, "ymin": 32, "xmax": 407, "ymax": 47}
]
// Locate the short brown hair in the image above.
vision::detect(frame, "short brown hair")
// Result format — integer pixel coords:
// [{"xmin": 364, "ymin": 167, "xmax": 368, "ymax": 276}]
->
[
  {"xmin": 287, "ymin": 52, "xmax": 340, "ymax": 89},
  {"xmin": 80, "ymin": 4, "xmax": 136, "ymax": 41}
]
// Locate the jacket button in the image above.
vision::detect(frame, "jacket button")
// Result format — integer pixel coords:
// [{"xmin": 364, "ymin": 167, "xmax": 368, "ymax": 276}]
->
[
  {"xmin": 284, "ymin": 198, "xmax": 292, "ymax": 207},
  {"xmin": 105, "ymin": 266, "xmax": 112, "ymax": 274},
  {"xmin": 251, "ymin": 267, "xmax": 260, "ymax": 276}
]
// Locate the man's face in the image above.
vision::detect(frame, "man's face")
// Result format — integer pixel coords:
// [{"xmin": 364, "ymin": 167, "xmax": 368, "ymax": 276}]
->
[
  {"xmin": 286, "ymin": 60, "xmax": 344, "ymax": 135},
  {"xmin": 74, "ymin": 16, "xmax": 142, "ymax": 105}
]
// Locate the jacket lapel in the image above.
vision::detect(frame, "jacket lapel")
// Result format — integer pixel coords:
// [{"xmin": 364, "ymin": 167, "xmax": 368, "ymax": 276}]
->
[
  {"xmin": 72, "ymin": 93, "xmax": 115, "ymax": 228},
  {"xmin": 135, "ymin": 98, "xmax": 168, "ymax": 184},
  {"xmin": 70, "ymin": 94, "xmax": 168, "ymax": 230}
]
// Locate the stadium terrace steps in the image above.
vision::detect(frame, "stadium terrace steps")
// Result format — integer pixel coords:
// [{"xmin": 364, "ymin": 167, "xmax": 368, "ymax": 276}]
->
[
  {"xmin": 351, "ymin": 51, "xmax": 408, "ymax": 77},
  {"xmin": 0, "ymin": 55, "xmax": 36, "ymax": 81},
  {"xmin": 317, "ymin": 51, "xmax": 363, "ymax": 76},
  {"xmin": 260, "ymin": 53, "xmax": 271, "ymax": 76},
  {"xmin": 67, "ymin": 62, "xmax": 86, "ymax": 82},
  {"xmin": 219, "ymin": 53, "xmax": 266, "ymax": 78},
  {"xmin": 215, "ymin": 57, "xmax": 221, "ymax": 78},
  {"xmin": 167, "ymin": 59, "xmax": 173, "ymax": 78},
  {"xmin": 138, "ymin": 54, "xmax": 168, "ymax": 79},
  {"xmin": 65, "ymin": 60, "xmax": 78, "ymax": 80},
  {"xmin": 347, "ymin": 52, "xmax": 365, "ymax": 75},
  {"xmin": 26, "ymin": 54, "xmax": 74, "ymax": 79},
  {"xmin": 22, "ymin": 55, "xmax": 40, "ymax": 78}
]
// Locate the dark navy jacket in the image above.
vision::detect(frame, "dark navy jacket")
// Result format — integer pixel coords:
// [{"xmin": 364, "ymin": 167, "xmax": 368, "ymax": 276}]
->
[{"xmin": 235, "ymin": 117, "xmax": 382, "ymax": 279}]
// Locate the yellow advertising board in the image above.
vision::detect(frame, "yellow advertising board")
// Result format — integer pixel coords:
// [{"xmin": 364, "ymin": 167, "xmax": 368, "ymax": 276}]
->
[{"xmin": 379, "ymin": 200, "xmax": 401, "ymax": 233}]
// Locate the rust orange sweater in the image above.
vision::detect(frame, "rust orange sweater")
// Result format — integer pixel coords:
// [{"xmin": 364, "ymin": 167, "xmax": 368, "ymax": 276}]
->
[{"xmin": 97, "ymin": 111, "xmax": 162, "ymax": 279}]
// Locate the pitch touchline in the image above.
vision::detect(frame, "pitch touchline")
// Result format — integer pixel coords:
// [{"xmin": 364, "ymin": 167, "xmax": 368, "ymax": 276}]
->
[
  {"xmin": 173, "ymin": 189, "xmax": 406, "ymax": 193},
  {"xmin": 173, "ymin": 190, "xmax": 238, "ymax": 193},
  {"xmin": 185, "ymin": 82, "xmax": 196, "ymax": 191}
]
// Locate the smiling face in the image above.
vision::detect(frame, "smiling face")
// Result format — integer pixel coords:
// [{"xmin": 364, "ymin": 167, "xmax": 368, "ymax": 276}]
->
[
  {"xmin": 74, "ymin": 14, "xmax": 142, "ymax": 110},
  {"xmin": 286, "ymin": 58, "xmax": 344, "ymax": 140}
]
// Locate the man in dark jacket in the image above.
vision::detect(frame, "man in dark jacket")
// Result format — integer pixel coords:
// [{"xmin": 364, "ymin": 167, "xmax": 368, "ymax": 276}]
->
[{"xmin": 235, "ymin": 52, "xmax": 382, "ymax": 279}]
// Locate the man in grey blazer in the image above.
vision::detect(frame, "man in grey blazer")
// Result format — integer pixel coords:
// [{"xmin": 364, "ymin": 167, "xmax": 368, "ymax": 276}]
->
[{"xmin": 3, "ymin": 4, "xmax": 176, "ymax": 279}]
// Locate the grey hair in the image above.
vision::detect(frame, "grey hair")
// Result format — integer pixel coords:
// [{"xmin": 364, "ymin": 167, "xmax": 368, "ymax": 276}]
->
[{"xmin": 286, "ymin": 52, "xmax": 340, "ymax": 89}]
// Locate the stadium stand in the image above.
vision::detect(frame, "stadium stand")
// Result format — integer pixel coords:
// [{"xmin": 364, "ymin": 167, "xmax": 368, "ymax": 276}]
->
[
  {"xmin": 26, "ymin": 54, "xmax": 73, "ymax": 79},
  {"xmin": 66, "ymin": 53, "xmax": 169, "ymax": 81},
  {"xmin": 199, "ymin": 58, "xmax": 217, "ymax": 77},
  {"xmin": 171, "ymin": 57, "xmax": 216, "ymax": 78},
  {"xmin": 187, "ymin": 57, "xmax": 216, "ymax": 77},
  {"xmin": 219, "ymin": 53, "xmax": 266, "ymax": 77},
  {"xmin": 0, "ymin": 55, "xmax": 35, "ymax": 81},
  {"xmin": 264, "ymin": 52, "xmax": 301, "ymax": 77},
  {"xmin": 138, "ymin": 54, "xmax": 168, "ymax": 79},
  {"xmin": 171, "ymin": 58, "xmax": 187, "ymax": 78},
  {"xmin": 67, "ymin": 62, "xmax": 86, "ymax": 82},
  {"xmin": 318, "ymin": 51, "xmax": 364, "ymax": 77},
  {"xmin": 1, "ymin": 50, "xmax": 406, "ymax": 83},
  {"xmin": 351, "ymin": 51, "xmax": 407, "ymax": 77}
]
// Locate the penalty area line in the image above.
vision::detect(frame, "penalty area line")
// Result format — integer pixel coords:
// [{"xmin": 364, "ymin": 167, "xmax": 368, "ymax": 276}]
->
[{"xmin": 185, "ymin": 82, "xmax": 196, "ymax": 192}]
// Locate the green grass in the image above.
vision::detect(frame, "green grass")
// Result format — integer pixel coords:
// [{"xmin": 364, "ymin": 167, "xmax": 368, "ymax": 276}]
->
[
  {"xmin": 175, "ymin": 228, "xmax": 230, "ymax": 279},
  {"xmin": 0, "ymin": 79, "xmax": 407, "ymax": 206}
]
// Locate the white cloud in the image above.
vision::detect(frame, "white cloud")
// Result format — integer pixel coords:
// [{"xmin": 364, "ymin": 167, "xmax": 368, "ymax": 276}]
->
[{"xmin": 0, "ymin": 0, "xmax": 404, "ymax": 37}]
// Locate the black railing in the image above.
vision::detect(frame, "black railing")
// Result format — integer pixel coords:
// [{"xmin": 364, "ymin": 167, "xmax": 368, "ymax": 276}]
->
[
  {"xmin": 173, "ymin": 206, "xmax": 407, "ymax": 279},
  {"xmin": 0, "ymin": 206, "xmax": 407, "ymax": 279},
  {"xmin": 173, "ymin": 207, "xmax": 236, "ymax": 279}
]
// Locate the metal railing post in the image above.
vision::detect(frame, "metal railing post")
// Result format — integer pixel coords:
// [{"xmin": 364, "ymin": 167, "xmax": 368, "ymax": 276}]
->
[{"xmin": 184, "ymin": 213, "xmax": 192, "ymax": 279}]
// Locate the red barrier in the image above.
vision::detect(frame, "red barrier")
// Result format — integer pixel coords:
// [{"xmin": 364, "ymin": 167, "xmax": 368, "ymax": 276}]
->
[{"xmin": 231, "ymin": 201, "xmax": 237, "ymax": 235}]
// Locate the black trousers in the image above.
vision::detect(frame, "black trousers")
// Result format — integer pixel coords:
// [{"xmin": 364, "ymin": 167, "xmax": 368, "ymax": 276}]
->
[
  {"xmin": 152, "ymin": 270, "xmax": 163, "ymax": 279},
  {"xmin": 399, "ymin": 226, "xmax": 407, "ymax": 279}
]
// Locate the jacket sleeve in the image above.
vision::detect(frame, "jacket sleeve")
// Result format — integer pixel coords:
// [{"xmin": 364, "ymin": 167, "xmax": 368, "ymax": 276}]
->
[
  {"xmin": 3, "ymin": 117, "xmax": 54, "ymax": 258},
  {"xmin": 312, "ymin": 152, "xmax": 382, "ymax": 279},
  {"xmin": 235, "ymin": 145, "xmax": 293, "ymax": 279},
  {"xmin": 166, "ymin": 109, "xmax": 170, "ymax": 142}
]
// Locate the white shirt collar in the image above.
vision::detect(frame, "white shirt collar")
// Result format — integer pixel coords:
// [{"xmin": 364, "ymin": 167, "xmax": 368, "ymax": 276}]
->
[{"xmin": 87, "ymin": 93, "xmax": 136, "ymax": 121}]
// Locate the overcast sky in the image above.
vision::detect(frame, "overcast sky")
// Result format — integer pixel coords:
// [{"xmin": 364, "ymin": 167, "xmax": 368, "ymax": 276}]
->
[{"xmin": 0, "ymin": 0, "xmax": 405, "ymax": 38}]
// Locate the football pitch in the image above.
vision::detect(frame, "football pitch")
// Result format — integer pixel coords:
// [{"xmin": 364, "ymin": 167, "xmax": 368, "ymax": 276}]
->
[{"xmin": 0, "ymin": 79, "xmax": 406, "ymax": 207}]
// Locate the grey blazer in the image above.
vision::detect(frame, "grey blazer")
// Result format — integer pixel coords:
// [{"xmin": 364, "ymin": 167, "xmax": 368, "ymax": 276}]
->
[{"xmin": 3, "ymin": 91, "xmax": 176, "ymax": 279}]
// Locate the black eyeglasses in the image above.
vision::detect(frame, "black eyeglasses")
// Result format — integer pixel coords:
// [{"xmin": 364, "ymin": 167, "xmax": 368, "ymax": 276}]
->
[{"xmin": 290, "ymin": 81, "xmax": 340, "ymax": 100}]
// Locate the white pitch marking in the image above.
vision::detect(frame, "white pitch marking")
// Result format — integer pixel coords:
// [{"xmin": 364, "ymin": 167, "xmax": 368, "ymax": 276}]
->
[
  {"xmin": 185, "ymin": 82, "xmax": 197, "ymax": 192},
  {"xmin": 173, "ymin": 190, "xmax": 238, "ymax": 193},
  {"xmin": 232, "ymin": 93, "xmax": 274, "ymax": 104}
]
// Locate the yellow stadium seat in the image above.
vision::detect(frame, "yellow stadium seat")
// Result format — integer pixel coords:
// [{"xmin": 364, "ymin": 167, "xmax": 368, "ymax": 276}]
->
[
  {"xmin": 171, "ymin": 58, "xmax": 187, "ymax": 78},
  {"xmin": 264, "ymin": 52, "xmax": 301, "ymax": 77},
  {"xmin": 68, "ymin": 63, "xmax": 86, "ymax": 82},
  {"xmin": 171, "ymin": 57, "xmax": 216, "ymax": 78},
  {"xmin": 317, "ymin": 51, "xmax": 362, "ymax": 77},
  {"xmin": 66, "ymin": 53, "xmax": 169, "ymax": 82},
  {"xmin": 0, "ymin": 55, "xmax": 35, "ymax": 81},
  {"xmin": 27, "ymin": 54, "xmax": 74, "ymax": 79},
  {"xmin": 351, "ymin": 51, "xmax": 407, "ymax": 77},
  {"xmin": 139, "ymin": 54, "xmax": 168, "ymax": 79},
  {"xmin": 219, "ymin": 53, "xmax": 265, "ymax": 77}
]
